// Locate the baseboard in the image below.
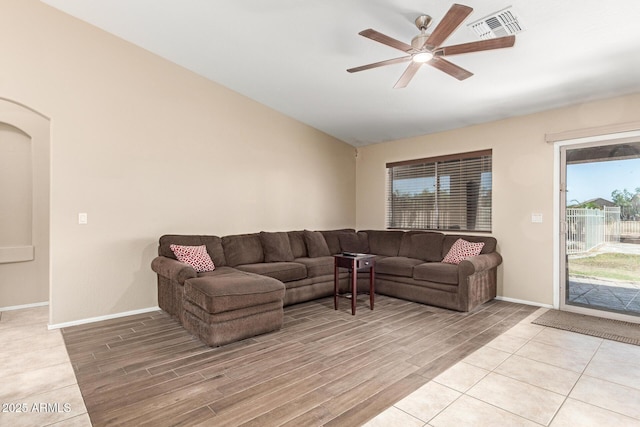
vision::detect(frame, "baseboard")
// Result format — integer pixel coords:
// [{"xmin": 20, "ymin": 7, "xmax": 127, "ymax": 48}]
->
[
  {"xmin": 494, "ymin": 296, "xmax": 554, "ymax": 309},
  {"xmin": 48, "ymin": 306, "xmax": 161, "ymax": 330},
  {"xmin": 0, "ymin": 301, "xmax": 49, "ymax": 312}
]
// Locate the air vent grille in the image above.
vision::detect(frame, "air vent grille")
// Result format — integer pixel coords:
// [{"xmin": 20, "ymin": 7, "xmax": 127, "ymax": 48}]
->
[{"xmin": 468, "ymin": 6, "xmax": 524, "ymax": 40}]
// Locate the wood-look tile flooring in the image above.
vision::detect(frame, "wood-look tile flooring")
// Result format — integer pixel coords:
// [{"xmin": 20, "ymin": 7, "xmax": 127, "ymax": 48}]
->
[{"xmin": 61, "ymin": 296, "xmax": 537, "ymax": 426}]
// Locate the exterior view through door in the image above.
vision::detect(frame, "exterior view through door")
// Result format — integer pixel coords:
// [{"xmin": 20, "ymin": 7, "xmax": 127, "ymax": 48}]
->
[{"xmin": 561, "ymin": 140, "xmax": 640, "ymax": 320}]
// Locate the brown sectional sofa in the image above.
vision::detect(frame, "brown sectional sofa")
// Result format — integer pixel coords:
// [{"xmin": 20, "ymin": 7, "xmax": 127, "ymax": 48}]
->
[{"xmin": 151, "ymin": 229, "xmax": 502, "ymax": 346}]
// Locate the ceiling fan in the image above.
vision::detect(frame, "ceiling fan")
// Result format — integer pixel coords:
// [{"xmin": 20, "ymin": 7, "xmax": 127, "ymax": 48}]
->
[{"xmin": 347, "ymin": 3, "xmax": 516, "ymax": 88}]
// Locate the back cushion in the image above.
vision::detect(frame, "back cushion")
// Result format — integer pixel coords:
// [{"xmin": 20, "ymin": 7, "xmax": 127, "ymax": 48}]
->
[
  {"xmin": 364, "ymin": 230, "xmax": 405, "ymax": 257},
  {"xmin": 222, "ymin": 233, "xmax": 264, "ymax": 266},
  {"xmin": 304, "ymin": 230, "xmax": 331, "ymax": 257},
  {"xmin": 259, "ymin": 231, "xmax": 295, "ymax": 262},
  {"xmin": 398, "ymin": 231, "xmax": 426, "ymax": 257},
  {"xmin": 337, "ymin": 231, "xmax": 369, "ymax": 253},
  {"xmin": 442, "ymin": 234, "xmax": 497, "ymax": 258},
  {"xmin": 159, "ymin": 235, "xmax": 226, "ymax": 267},
  {"xmin": 320, "ymin": 229, "xmax": 355, "ymax": 255},
  {"xmin": 408, "ymin": 232, "xmax": 445, "ymax": 262},
  {"xmin": 288, "ymin": 231, "xmax": 308, "ymax": 258}
]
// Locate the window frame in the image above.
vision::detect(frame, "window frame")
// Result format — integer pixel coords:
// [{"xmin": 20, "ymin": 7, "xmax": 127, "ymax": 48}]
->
[{"xmin": 386, "ymin": 149, "xmax": 492, "ymax": 233}]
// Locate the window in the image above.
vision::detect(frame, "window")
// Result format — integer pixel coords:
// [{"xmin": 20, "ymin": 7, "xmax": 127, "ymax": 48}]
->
[{"xmin": 386, "ymin": 149, "xmax": 492, "ymax": 232}]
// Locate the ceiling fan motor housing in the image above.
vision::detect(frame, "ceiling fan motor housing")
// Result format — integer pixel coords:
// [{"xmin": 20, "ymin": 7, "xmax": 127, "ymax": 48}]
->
[
  {"xmin": 412, "ymin": 15, "xmax": 433, "ymax": 50},
  {"xmin": 411, "ymin": 33, "xmax": 430, "ymax": 50}
]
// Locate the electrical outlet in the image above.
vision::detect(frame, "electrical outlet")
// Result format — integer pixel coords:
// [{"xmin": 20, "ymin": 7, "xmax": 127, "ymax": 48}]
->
[
  {"xmin": 78, "ymin": 212, "xmax": 88, "ymax": 225},
  {"xmin": 531, "ymin": 213, "xmax": 543, "ymax": 223}
]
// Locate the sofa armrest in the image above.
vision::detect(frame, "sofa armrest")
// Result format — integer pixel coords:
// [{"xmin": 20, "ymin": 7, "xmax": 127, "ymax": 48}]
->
[
  {"xmin": 457, "ymin": 252, "xmax": 502, "ymax": 311},
  {"xmin": 151, "ymin": 256, "xmax": 197, "ymax": 285},
  {"xmin": 458, "ymin": 252, "xmax": 503, "ymax": 277}
]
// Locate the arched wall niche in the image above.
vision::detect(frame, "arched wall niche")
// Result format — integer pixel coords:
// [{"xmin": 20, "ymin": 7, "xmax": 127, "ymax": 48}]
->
[
  {"xmin": 0, "ymin": 98, "xmax": 50, "ymax": 311},
  {"xmin": 0, "ymin": 122, "xmax": 32, "ymax": 250}
]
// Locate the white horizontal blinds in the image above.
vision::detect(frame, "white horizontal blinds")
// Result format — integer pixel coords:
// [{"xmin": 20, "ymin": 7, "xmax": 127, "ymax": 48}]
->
[
  {"xmin": 387, "ymin": 163, "xmax": 437, "ymax": 229},
  {"xmin": 438, "ymin": 155, "xmax": 492, "ymax": 231},
  {"xmin": 386, "ymin": 150, "xmax": 492, "ymax": 232}
]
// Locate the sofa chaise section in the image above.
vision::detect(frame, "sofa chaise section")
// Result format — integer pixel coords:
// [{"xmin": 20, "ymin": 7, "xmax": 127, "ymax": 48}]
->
[{"xmin": 183, "ymin": 270, "xmax": 285, "ymax": 347}]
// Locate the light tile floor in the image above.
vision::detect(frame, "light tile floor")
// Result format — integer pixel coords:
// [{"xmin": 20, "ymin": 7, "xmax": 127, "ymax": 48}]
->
[
  {"xmin": 365, "ymin": 308, "xmax": 640, "ymax": 427},
  {"xmin": 3, "ymin": 306, "xmax": 640, "ymax": 426},
  {"xmin": 0, "ymin": 305, "xmax": 91, "ymax": 427}
]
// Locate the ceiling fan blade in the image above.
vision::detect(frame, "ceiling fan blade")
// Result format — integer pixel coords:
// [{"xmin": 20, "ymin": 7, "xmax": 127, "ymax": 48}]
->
[
  {"xmin": 347, "ymin": 56, "xmax": 411, "ymax": 73},
  {"xmin": 427, "ymin": 57, "xmax": 473, "ymax": 80},
  {"xmin": 359, "ymin": 29, "xmax": 413, "ymax": 53},
  {"xmin": 394, "ymin": 61, "xmax": 422, "ymax": 89},
  {"xmin": 437, "ymin": 35, "xmax": 516, "ymax": 56},
  {"xmin": 425, "ymin": 4, "xmax": 473, "ymax": 48}
]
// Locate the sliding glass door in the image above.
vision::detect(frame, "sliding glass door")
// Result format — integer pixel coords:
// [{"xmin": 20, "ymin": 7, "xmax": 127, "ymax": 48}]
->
[{"xmin": 560, "ymin": 140, "xmax": 640, "ymax": 321}]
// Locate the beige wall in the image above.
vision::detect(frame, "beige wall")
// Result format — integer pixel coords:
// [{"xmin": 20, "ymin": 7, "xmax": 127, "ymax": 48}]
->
[
  {"xmin": 356, "ymin": 93, "xmax": 640, "ymax": 306},
  {"xmin": 0, "ymin": 0, "xmax": 355, "ymax": 324}
]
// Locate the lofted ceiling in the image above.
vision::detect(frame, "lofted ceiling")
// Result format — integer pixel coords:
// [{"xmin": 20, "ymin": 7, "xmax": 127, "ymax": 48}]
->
[{"xmin": 41, "ymin": 0, "xmax": 640, "ymax": 146}]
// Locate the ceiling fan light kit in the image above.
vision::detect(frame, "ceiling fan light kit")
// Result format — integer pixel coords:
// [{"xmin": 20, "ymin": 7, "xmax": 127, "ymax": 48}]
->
[
  {"xmin": 347, "ymin": 3, "xmax": 517, "ymax": 88},
  {"xmin": 412, "ymin": 52, "xmax": 433, "ymax": 63}
]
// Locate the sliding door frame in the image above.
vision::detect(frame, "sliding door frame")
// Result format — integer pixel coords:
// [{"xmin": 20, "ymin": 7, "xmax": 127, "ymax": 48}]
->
[{"xmin": 552, "ymin": 127, "xmax": 640, "ymax": 323}]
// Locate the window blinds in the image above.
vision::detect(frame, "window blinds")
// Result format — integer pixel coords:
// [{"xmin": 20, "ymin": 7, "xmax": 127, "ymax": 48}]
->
[{"xmin": 386, "ymin": 150, "xmax": 492, "ymax": 232}]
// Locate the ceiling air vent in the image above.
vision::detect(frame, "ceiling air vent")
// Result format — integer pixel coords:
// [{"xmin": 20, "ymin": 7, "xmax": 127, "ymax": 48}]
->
[{"xmin": 468, "ymin": 6, "xmax": 525, "ymax": 40}]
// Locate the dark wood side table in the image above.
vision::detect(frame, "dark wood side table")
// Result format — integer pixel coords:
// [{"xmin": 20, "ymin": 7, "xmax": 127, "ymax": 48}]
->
[{"xmin": 333, "ymin": 253, "xmax": 376, "ymax": 315}]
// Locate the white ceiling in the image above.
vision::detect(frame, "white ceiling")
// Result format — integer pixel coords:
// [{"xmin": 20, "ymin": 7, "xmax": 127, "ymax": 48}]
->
[{"xmin": 41, "ymin": 0, "xmax": 640, "ymax": 146}]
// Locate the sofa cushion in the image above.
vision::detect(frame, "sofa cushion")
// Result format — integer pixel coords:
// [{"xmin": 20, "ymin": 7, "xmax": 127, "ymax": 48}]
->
[
  {"xmin": 413, "ymin": 263, "xmax": 459, "ymax": 285},
  {"xmin": 364, "ymin": 230, "xmax": 405, "ymax": 257},
  {"xmin": 288, "ymin": 231, "xmax": 308, "ymax": 258},
  {"xmin": 375, "ymin": 257, "xmax": 424, "ymax": 277},
  {"xmin": 184, "ymin": 272, "xmax": 285, "ymax": 314},
  {"xmin": 442, "ymin": 238, "xmax": 485, "ymax": 265},
  {"xmin": 236, "ymin": 262, "xmax": 307, "ymax": 283},
  {"xmin": 197, "ymin": 266, "xmax": 238, "ymax": 277},
  {"xmin": 169, "ymin": 244, "xmax": 215, "ymax": 272},
  {"xmin": 294, "ymin": 256, "xmax": 334, "ymax": 278},
  {"xmin": 320, "ymin": 229, "xmax": 354, "ymax": 254},
  {"xmin": 222, "ymin": 233, "xmax": 264, "ymax": 267},
  {"xmin": 442, "ymin": 235, "xmax": 496, "ymax": 256},
  {"xmin": 304, "ymin": 230, "xmax": 331, "ymax": 257},
  {"xmin": 159, "ymin": 235, "xmax": 227, "ymax": 267},
  {"xmin": 402, "ymin": 232, "xmax": 445, "ymax": 262},
  {"xmin": 260, "ymin": 231, "xmax": 295, "ymax": 262},
  {"xmin": 397, "ymin": 231, "xmax": 423, "ymax": 258},
  {"xmin": 338, "ymin": 231, "xmax": 369, "ymax": 253}
]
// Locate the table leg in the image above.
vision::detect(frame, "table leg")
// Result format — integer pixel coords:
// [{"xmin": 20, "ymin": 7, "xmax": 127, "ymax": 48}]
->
[
  {"xmin": 334, "ymin": 261, "xmax": 338, "ymax": 310},
  {"xmin": 351, "ymin": 259, "xmax": 357, "ymax": 315},
  {"xmin": 369, "ymin": 266, "xmax": 375, "ymax": 310}
]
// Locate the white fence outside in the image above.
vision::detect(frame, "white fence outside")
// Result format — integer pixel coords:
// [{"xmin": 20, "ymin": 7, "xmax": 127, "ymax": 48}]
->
[
  {"xmin": 566, "ymin": 206, "xmax": 621, "ymax": 254},
  {"xmin": 620, "ymin": 221, "xmax": 640, "ymax": 236}
]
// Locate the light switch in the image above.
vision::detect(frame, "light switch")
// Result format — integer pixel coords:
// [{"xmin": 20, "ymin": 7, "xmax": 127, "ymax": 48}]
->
[
  {"xmin": 78, "ymin": 212, "xmax": 88, "ymax": 225},
  {"xmin": 531, "ymin": 213, "xmax": 543, "ymax": 223}
]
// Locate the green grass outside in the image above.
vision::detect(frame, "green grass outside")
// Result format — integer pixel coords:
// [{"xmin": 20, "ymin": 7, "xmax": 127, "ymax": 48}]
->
[{"xmin": 568, "ymin": 253, "xmax": 640, "ymax": 282}]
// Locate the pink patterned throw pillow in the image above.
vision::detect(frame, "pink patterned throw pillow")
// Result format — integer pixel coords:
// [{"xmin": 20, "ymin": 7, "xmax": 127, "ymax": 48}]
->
[
  {"xmin": 442, "ymin": 239, "xmax": 485, "ymax": 265},
  {"xmin": 169, "ymin": 244, "xmax": 215, "ymax": 272}
]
